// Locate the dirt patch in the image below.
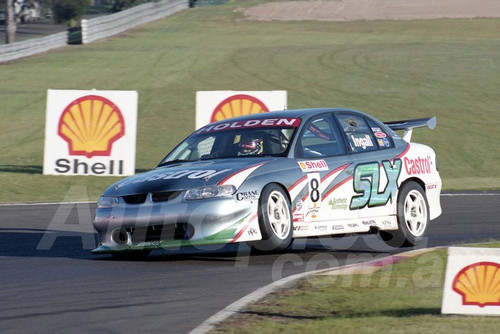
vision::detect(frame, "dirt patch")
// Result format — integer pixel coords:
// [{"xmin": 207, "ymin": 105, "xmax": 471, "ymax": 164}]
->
[{"xmin": 243, "ymin": 0, "xmax": 500, "ymax": 21}]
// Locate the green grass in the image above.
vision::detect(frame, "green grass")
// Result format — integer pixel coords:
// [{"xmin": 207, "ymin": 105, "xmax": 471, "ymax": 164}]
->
[
  {"xmin": 0, "ymin": 0, "xmax": 499, "ymax": 202},
  {"xmin": 211, "ymin": 243, "xmax": 500, "ymax": 333}
]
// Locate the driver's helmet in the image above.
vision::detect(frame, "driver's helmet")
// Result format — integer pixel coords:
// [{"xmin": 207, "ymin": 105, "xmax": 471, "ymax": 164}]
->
[{"xmin": 238, "ymin": 135, "xmax": 264, "ymax": 156}]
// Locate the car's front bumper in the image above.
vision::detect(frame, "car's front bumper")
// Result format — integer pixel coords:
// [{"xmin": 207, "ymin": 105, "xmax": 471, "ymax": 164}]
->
[{"xmin": 92, "ymin": 194, "xmax": 261, "ymax": 253}]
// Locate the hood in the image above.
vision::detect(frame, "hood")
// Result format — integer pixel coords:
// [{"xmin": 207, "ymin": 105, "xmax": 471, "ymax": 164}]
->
[{"xmin": 103, "ymin": 158, "xmax": 275, "ymax": 196}]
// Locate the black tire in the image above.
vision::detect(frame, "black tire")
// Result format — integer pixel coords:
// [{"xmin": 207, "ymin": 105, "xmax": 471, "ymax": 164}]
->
[
  {"xmin": 380, "ymin": 181, "xmax": 430, "ymax": 247},
  {"xmin": 251, "ymin": 184, "xmax": 293, "ymax": 253}
]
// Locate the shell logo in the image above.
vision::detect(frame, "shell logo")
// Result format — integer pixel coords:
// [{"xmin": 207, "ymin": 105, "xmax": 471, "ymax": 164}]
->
[
  {"xmin": 58, "ymin": 95, "xmax": 125, "ymax": 158},
  {"xmin": 452, "ymin": 261, "xmax": 500, "ymax": 307},
  {"xmin": 299, "ymin": 162, "xmax": 306, "ymax": 169},
  {"xmin": 210, "ymin": 94, "xmax": 269, "ymax": 123}
]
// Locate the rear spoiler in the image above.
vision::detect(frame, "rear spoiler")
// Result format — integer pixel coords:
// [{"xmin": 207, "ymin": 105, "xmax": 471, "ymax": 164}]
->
[{"xmin": 384, "ymin": 117, "xmax": 436, "ymax": 142}]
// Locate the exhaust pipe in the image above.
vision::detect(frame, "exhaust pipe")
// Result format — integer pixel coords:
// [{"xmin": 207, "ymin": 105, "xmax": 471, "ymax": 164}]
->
[{"xmin": 111, "ymin": 228, "xmax": 130, "ymax": 245}]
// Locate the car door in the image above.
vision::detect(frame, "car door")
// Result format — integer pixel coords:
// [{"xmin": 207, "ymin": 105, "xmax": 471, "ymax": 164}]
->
[
  {"xmin": 294, "ymin": 113, "xmax": 356, "ymax": 227},
  {"xmin": 334, "ymin": 112, "xmax": 401, "ymax": 223}
]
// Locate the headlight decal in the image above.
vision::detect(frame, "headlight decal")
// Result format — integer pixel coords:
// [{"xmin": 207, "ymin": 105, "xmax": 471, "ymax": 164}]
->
[
  {"xmin": 97, "ymin": 196, "xmax": 119, "ymax": 208},
  {"xmin": 185, "ymin": 185, "xmax": 236, "ymax": 200}
]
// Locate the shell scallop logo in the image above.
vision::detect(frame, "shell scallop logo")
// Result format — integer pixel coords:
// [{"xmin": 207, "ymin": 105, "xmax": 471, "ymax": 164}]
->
[
  {"xmin": 452, "ymin": 261, "xmax": 500, "ymax": 307},
  {"xmin": 58, "ymin": 95, "xmax": 125, "ymax": 158},
  {"xmin": 210, "ymin": 94, "xmax": 269, "ymax": 123}
]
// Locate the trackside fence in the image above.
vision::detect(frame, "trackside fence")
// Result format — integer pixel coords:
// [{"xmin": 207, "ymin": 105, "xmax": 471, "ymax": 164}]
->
[
  {"xmin": 0, "ymin": 0, "xmax": 189, "ymax": 63},
  {"xmin": 0, "ymin": 31, "xmax": 67, "ymax": 62},
  {"xmin": 82, "ymin": 0, "xmax": 188, "ymax": 44}
]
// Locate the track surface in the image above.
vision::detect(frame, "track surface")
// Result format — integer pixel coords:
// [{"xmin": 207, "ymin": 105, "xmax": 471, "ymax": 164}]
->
[{"xmin": 0, "ymin": 192, "xmax": 499, "ymax": 333}]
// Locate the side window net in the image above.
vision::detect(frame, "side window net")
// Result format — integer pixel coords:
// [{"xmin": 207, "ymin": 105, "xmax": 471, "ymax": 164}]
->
[{"xmin": 297, "ymin": 116, "xmax": 344, "ymax": 158}]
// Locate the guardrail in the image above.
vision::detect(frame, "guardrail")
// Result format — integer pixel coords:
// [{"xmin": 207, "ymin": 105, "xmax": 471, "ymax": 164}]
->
[
  {"xmin": 0, "ymin": 31, "xmax": 68, "ymax": 62},
  {"xmin": 0, "ymin": 0, "xmax": 189, "ymax": 63},
  {"xmin": 82, "ymin": 0, "xmax": 189, "ymax": 44}
]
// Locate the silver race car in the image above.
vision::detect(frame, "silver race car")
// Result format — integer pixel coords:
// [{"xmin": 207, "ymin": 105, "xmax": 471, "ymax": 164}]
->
[{"xmin": 92, "ymin": 108, "xmax": 442, "ymax": 257}]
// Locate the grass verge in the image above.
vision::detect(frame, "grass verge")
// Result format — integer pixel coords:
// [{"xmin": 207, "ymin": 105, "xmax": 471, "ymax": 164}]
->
[
  {"xmin": 1, "ymin": 0, "xmax": 499, "ymax": 202},
  {"xmin": 211, "ymin": 242, "xmax": 500, "ymax": 333}
]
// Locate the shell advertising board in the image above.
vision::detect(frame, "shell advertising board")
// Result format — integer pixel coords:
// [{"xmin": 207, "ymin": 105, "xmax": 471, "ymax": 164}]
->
[
  {"xmin": 43, "ymin": 89, "xmax": 138, "ymax": 176},
  {"xmin": 195, "ymin": 91, "xmax": 287, "ymax": 129},
  {"xmin": 442, "ymin": 247, "xmax": 500, "ymax": 316}
]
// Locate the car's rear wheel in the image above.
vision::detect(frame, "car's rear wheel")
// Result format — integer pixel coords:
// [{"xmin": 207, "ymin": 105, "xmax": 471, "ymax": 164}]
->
[
  {"xmin": 251, "ymin": 184, "xmax": 293, "ymax": 253},
  {"xmin": 380, "ymin": 181, "xmax": 429, "ymax": 247}
]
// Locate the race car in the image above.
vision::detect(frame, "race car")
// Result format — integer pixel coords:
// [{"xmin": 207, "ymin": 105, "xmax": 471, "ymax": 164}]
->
[{"xmin": 92, "ymin": 108, "xmax": 442, "ymax": 257}]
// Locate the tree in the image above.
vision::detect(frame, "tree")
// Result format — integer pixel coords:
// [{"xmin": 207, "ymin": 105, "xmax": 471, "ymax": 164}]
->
[
  {"xmin": 111, "ymin": 0, "xmax": 147, "ymax": 13},
  {"xmin": 51, "ymin": 0, "xmax": 89, "ymax": 27},
  {"xmin": 5, "ymin": 0, "xmax": 16, "ymax": 43}
]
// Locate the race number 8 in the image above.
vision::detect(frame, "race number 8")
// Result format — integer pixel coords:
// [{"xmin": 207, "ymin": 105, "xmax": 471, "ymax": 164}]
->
[{"xmin": 307, "ymin": 172, "xmax": 321, "ymax": 208}]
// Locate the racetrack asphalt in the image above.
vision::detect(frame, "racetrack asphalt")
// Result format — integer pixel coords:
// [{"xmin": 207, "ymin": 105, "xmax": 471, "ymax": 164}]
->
[{"xmin": 0, "ymin": 191, "xmax": 499, "ymax": 333}]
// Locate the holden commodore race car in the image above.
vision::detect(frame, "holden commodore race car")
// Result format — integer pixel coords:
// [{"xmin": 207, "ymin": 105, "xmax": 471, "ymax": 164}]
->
[{"xmin": 92, "ymin": 108, "xmax": 442, "ymax": 257}]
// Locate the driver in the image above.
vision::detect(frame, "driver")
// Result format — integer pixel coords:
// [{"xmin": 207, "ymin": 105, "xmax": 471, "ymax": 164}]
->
[{"xmin": 238, "ymin": 134, "xmax": 264, "ymax": 156}]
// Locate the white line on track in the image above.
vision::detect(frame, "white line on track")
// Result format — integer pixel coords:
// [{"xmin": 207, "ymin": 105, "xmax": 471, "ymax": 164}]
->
[
  {"xmin": 441, "ymin": 193, "xmax": 499, "ymax": 196},
  {"xmin": 0, "ymin": 192, "xmax": 497, "ymax": 207},
  {"xmin": 0, "ymin": 201, "xmax": 95, "ymax": 206}
]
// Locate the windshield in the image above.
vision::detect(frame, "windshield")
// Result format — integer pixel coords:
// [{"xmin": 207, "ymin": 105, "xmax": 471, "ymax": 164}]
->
[{"xmin": 160, "ymin": 119, "xmax": 300, "ymax": 165}]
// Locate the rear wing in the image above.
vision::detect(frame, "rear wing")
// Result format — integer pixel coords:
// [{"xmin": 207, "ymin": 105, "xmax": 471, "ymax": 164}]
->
[{"xmin": 384, "ymin": 117, "xmax": 436, "ymax": 142}]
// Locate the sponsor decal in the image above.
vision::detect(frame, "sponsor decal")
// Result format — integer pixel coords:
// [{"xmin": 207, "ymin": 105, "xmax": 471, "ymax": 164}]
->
[
  {"xmin": 293, "ymin": 213, "xmax": 304, "ymax": 223},
  {"xmin": 195, "ymin": 91, "xmax": 287, "ymax": 129},
  {"xmin": 197, "ymin": 117, "xmax": 300, "ymax": 134},
  {"xmin": 295, "ymin": 201, "xmax": 303, "ymax": 212},
  {"xmin": 350, "ymin": 134, "xmax": 374, "ymax": 150},
  {"xmin": 57, "ymin": 95, "xmax": 125, "ymax": 158},
  {"xmin": 350, "ymin": 159, "xmax": 402, "ymax": 210},
  {"xmin": 306, "ymin": 208, "xmax": 319, "ymax": 220},
  {"xmin": 315, "ymin": 225, "xmax": 327, "ymax": 232},
  {"xmin": 211, "ymin": 94, "xmax": 269, "ymax": 123},
  {"xmin": 452, "ymin": 261, "xmax": 500, "ymax": 308},
  {"xmin": 247, "ymin": 228, "xmax": 258, "ymax": 236},
  {"xmin": 43, "ymin": 90, "xmax": 138, "ymax": 176},
  {"xmin": 377, "ymin": 138, "xmax": 390, "ymax": 147},
  {"xmin": 298, "ymin": 160, "xmax": 329, "ymax": 172},
  {"xmin": 328, "ymin": 198, "xmax": 348, "ymax": 210},
  {"xmin": 333, "ymin": 225, "xmax": 344, "ymax": 231},
  {"xmin": 293, "ymin": 225, "xmax": 309, "ymax": 231},
  {"xmin": 55, "ymin": 158, "xmax": 124, "ymax": 175},
  {"xmin": 347, "ymin": 223, "xmax": 359, "ymax": 228},
  {"xmin": 374, "ymin": 131, "xmax": 387, "ymax": 139},
  {"xmin": 119, "ymin": 169, "xmax": 231, "ymax": 187},
  {"xmin": 427, "ymin": 184, "xmax": 438, "ymax": 190},
  {"xmin": 136, "ymin": 241, "xmax": 163, "ymax": 247},
  {"xmin": 236, "ymin": 190, "xmax": 259, "ymax": 201},
  {"xmin": 362, "ymin": 220, "xmax": 377, "ymax": 226},
  {"xmin": 404, "ymin": 156, "xmax": 432, "ymax": 175},
  {"xmin": 442, "ymin": 247, "xmax": 500, "ymax": 316}
]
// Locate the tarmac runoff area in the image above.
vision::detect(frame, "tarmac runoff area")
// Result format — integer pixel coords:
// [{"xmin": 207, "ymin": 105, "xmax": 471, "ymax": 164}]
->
[{"xmin": 190, "ymin": 247, "xmax": 443, "ymax": 334}]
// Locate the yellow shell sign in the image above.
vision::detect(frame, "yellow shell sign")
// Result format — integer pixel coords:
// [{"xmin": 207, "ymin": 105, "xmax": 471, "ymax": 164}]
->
[
  {"xmin": 210, "ymin": 94, "xmax": 269, "ymax": 123},
  {"xmin": 58, "ymin": 95, "xmax": 125, "ymax": 158},
  {"xmin": 452, "ymin": 261, "xmax": 500, "ymax": 307}
]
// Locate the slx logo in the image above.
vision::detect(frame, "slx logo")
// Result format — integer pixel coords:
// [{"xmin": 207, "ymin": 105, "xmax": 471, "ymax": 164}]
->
[{"xmin": 350, "ymin": 159, "xmax": 402, "ymax": 209}]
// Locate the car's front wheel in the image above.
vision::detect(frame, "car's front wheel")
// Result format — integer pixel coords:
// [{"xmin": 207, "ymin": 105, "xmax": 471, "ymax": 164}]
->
[
  {"xmin": 380, "ymin": 181, "xmax": 429, "ymax": 247},
  {"xmin": 251, "ymin": 184, "xmax": 293, "ymax": 253}
]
